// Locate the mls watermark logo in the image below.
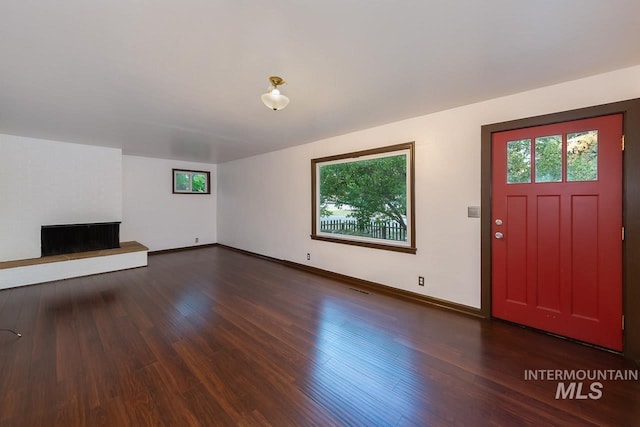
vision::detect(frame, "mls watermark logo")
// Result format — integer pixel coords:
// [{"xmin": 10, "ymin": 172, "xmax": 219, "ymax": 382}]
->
[
  {"xmin": 524, "ymin": 369, "xmax": 639, "ymax": 399},
  {"xmin": 555, "ymin": 381, "xmax": 603, "ymax": 400}
]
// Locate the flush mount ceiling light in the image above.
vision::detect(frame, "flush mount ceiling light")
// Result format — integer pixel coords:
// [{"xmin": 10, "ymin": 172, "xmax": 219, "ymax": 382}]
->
[{"xmin": 261, "ymin": 76, "xmax": 290, "ymax": 111}]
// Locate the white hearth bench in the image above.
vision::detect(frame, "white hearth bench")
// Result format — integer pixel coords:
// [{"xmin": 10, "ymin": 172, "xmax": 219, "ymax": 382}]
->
[{"xmin": 0, "ymin": 241, "xmax": 148, "ymax": 290}]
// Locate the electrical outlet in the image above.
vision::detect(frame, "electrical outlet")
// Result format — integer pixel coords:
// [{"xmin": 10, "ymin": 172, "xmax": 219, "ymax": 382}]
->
[
  {"xmin": 418, "ymin": 276, "xmax": 425, "ymax": 286},
  {"xmin": 307, "ymin": 253, "xmax": 311, "ymax": 260},
  {"xmin": 195, "ymin": 237, "xmax": 199, "ymax": 243}
]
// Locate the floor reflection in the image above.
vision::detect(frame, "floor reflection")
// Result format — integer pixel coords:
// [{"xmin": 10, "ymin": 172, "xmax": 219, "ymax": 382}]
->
[
  {"xmin": 172, "ymin": 289, "xmax": 212, "ymax": 318},
  {"xmin": 306, "ymin": 297, "xmax": 430, "ymax": 426}
]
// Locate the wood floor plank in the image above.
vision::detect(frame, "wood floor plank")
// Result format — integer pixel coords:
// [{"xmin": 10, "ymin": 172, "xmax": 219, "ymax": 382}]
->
[{"xmin": 0, "ymin": 246, "xmax": 638, "ymax": 426}]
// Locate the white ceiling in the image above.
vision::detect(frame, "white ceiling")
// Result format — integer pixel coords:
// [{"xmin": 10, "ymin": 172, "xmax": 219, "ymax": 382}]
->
[{"xmin": 2, "ymin": 1, "xmax": 640, "ymax": 164}]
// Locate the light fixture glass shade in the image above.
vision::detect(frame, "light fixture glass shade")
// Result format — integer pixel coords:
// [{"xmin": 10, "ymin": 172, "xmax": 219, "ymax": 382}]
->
[{"xmin": 261, "ymin": 89, "xmax": 290, "ymax": 110}]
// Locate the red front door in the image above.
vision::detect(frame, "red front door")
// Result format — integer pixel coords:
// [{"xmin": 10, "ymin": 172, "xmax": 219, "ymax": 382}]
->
[{"xmin": 491, "ymin": 114, "xmax": 623, "ymax": 350}]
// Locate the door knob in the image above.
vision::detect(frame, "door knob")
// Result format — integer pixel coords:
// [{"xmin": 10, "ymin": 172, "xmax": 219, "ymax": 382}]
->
[
  {"xmin": 495, "ymin": 232, "xmax": 504, "ymax": 239},
  {"xmin": 495, "ymin": 219, "xmax": 503, "ymax": 226}
]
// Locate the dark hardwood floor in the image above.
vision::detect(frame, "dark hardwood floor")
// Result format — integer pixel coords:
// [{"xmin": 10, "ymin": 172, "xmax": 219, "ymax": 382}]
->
[{"xmin": 0, "ymin": 246, "xmax": 638, "ymax": 426}]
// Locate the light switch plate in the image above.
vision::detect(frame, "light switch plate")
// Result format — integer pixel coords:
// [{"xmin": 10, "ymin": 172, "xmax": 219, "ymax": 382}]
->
[{"xmin": 468, "ymin": 206, "xmax": 481, "ymax": 218}]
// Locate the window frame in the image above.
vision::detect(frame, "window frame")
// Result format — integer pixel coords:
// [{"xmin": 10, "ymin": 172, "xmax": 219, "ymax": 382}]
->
[
  {"xmin": 310, "ymin": 142, "xmax": 416, "ymax": 254},
  {"xmin": 172, "ymin": 168, "xmax": 211, "ymax": 194}
]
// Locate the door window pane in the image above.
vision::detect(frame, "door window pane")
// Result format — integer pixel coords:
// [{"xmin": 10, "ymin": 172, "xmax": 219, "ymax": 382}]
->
[
  {"xmin": 567, "ymin": 130, "xmax": 598, "ymax": 181},
  {"xmin": 507, "ymin": 139, "xmax": 531, "ymax": 183},
  {"xmin": 535, "ymin": 135, "xmax": 562, "ymax": 183}
]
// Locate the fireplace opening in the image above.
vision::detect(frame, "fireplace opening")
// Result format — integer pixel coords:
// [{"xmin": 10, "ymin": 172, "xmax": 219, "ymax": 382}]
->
[{"xmin": 41, "ymin": 222, "xmax": 121, "ymax": 257}]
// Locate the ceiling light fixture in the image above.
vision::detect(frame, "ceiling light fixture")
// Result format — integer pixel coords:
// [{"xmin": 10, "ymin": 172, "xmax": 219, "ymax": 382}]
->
[{"xmin": 261, "ymin": 76, "xmax": 289, "ymax": 111}]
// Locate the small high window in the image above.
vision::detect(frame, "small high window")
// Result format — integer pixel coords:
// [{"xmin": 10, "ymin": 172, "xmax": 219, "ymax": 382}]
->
[{"xmin": 173, "ymin": 169, "xmax": 211, "ymax": 194}]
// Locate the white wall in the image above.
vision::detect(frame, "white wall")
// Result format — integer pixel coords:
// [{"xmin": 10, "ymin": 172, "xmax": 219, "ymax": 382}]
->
[
  {"xmin": 2, "ymin": 66, "xmax": 638, "ymax": 302},
  {"xmin": 121, "ymin": 155, "xmax": 216, "ymax": 252},
  {"xmin": 217, "ymin": 65, "xmax": 640, "ymax": 309},
  {"xmin": 0, "ymin": 137, "xmax": 216, "ymax": 262},
  {"xmin": 0, "ymin": 134, "xmax": 122, "ymax": 262}
]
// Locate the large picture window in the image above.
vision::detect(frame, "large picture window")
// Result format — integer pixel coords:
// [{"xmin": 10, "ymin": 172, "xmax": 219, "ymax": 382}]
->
[{"xmin": 311, "ymin": 142, "xmax": 416, "ymax": 253}]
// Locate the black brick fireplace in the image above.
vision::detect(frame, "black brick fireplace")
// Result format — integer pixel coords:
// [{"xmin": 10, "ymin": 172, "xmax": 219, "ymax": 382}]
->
[{"xmin": 41, "ymin": 222, "xmax": 121, "ymax": 257}]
